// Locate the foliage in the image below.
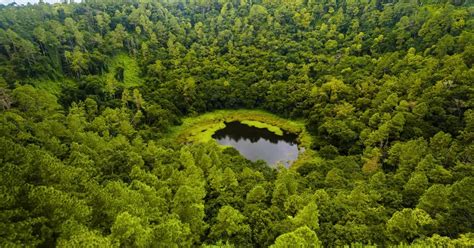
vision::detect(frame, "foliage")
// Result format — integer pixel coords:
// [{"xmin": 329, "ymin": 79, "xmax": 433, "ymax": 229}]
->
[{"xmin": 0, "ymin": 0, "xmax": 473, "ymax": 247}]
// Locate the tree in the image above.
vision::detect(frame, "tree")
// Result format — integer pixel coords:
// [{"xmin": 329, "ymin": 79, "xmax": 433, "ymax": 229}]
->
[
  {"xmin": 445, "ymin": 177, "xmax": 474, "ymax": 235},
  {"xmin": 292, "ymin": 202, "xmax": 320, "ymax": 232},
  {"xmin": 107, "ymin": 24, "xmax": 128, "ymax": 52},
  {"xmin": 386, "ymin": 208, "xmax": 435, "ymax": 243},
  {"xmin": 272, "ymin": 169, "xmax": 300, "ymax": 207},
  {"xmin": 386, "ymin": 138, "xmax": 429, "ymax": 178},
  {"xmin": 417, "ymin": 184, "xmax": 449, "ymax": 218},
  {"xmin": 57, "ymin": 230, "xmax": 113, "ymax": 248},
  {"xmin": 319, "ymin": 77, "xmax": 349, "ymax": 102},
  {"xmin": 28, "ymin": 186, "xmax": 91, "ymax": 245},
  {"xmin": 271, "ymin": 226, "xmax": 321, "ymax": 248},
  {"xmin": 429, "ymin": 131, "xmax": 455, "ymax": 166},
  {"xmin": 172, "ymin": 185, "xmax": 207, "ymax": 242},
  {"xmin": 246, "ymin": 185, "xmax": 267, "ymax": 204},
  {"xmin": 110, "ymin": 212, "xmax": 152, "ymax": 247},
  {"xmin": 0, "ymin": 88, "xmax": 12, "ymax": 110},
  {"xmin": 249, "ymin": 5, "xmax": 269, "ymax": 25},
  {"xmin": 152, "ymin": 218, "xmax": 192, "ymax": 247},
  {"xmin": 210, "ymin": 205, "xmax": 250, "ymax": 244},
  {"xmin": 403, "ymin": 172, "xmax": 429, "ymax": 207},
  {"xmin": 12, "ymin": 85, "xmax": 61, "ymax": 121},
  {"xmin": 415, "ymin": 155, "xmax": 452, "ymax": 184}
]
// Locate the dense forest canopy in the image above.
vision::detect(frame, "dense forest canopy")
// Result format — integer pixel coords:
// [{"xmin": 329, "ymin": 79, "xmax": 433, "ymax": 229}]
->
[{"xmin": 0, "ymin": 0, "xmax": 473, "ymax": 247}]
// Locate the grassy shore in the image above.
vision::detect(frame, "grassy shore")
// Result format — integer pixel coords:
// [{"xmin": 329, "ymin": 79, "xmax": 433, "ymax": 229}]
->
[
  {"xmin": 168, "ymin": 109, "xmax": 316, "ymax": 168},
  {"xmin": 240, "ymin": 120, "xmax": 284, "ymax": 136}
]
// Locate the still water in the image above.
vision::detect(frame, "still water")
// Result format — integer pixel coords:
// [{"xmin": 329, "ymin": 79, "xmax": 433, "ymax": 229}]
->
[{"xmin": 212, "ymin": 121, "xmax": 300, "ymax": 167}]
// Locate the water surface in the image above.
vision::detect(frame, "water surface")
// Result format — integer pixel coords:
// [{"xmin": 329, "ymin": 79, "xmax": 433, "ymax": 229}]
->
[{"xmin": 212, "ymin": 121, "xmax": 300, "ymax": 167}]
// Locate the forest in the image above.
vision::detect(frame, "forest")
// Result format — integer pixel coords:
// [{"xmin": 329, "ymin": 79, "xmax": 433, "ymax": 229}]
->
[{"xmin": 0, "ymin": 0, "xmax": 473, "ymax": 247}]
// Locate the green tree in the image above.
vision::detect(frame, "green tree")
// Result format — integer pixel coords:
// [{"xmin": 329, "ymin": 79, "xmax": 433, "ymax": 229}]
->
[
  {"xmin": 386, "ymin": 208, "xmax": 435, "ymax": 243},
  {"xmin": 110, "ymin": 212, "xmax": 152, "ymax": 247},
  {"xmin": 292, "ymin": 202, "xmax": 319, "ymax": 232},
  {"xmin": 403, "ymin": 172, "xmax": 429, "ymax": 207},
  {"xmin": 172, "ymin": 185, "xmax": 207, "ymax": 242},
  {"xmin": 271, "ymin": 226, "xmax": 321, "ymax": 248},
  {"xmin": 210, "ymin": 205, "xmax": 250, "ymax": 244},
  {"xmin": 417, "ymin": 184, "xmax": 449, "ymax": 218}
]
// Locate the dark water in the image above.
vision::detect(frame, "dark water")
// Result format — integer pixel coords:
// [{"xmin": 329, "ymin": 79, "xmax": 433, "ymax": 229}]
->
[{"xmin": 212, "ymin": 121, "xmax": 300, "ymax": 167}]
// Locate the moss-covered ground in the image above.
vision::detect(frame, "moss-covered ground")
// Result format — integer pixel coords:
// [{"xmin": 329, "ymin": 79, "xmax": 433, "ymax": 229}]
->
[{"xmin": 105, "ymin": 54, "xmax": 143, "ymax": 88}]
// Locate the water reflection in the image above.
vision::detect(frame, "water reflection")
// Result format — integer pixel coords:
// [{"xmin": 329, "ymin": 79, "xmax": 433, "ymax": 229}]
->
[{"xmin": 212, "ymin": 122, "xmax": 300, "ymax": 167}]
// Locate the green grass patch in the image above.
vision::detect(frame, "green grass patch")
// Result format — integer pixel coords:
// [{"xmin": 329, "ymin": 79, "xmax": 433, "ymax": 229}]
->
[
  {"xmin": 34, "ymin": 79, "xmax": 62, "ymax": 94},
  {"xmin": 105, "ymin": 54, "xmax": 143, "ymax": 88},
  {"xmin": 241, "ymin": 120, "xmax": 284, "ymax": 136},
  {"xmin": 29, "ymin": 78, "xmax": 75, "ymax": 96}
]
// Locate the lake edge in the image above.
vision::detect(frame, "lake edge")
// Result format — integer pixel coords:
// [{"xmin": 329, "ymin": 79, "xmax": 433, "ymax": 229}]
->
[
  {"xmin": 167, "ymin": 109, "xmax": 316, "ymax": 168},
  {"xmin": 213, "ymin": 121, "xmax": 300, "ymax": 167}
]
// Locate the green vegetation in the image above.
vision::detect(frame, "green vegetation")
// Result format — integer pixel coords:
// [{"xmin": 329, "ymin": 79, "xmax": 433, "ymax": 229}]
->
[
  {"xmin": 0, "ymin": 0, "xmax": 473, "ymax": 247},
  {"xmin": 105, "ymin": 54, "xmax": 143, "ymax": 88},
  {"xmin": 170, "ymin": 109, "xmax": 314, "ymax": 167},
  {"xmin": 241, "ymin": 120, "xmax": 284, "ymax": 136},
  {"xmin": 171, "ymin": 109, "xmax": 309, "ymax": 145},
  {"xmin": 31, "ymin": 79, "xmax": 64, "ymax": 95}
]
